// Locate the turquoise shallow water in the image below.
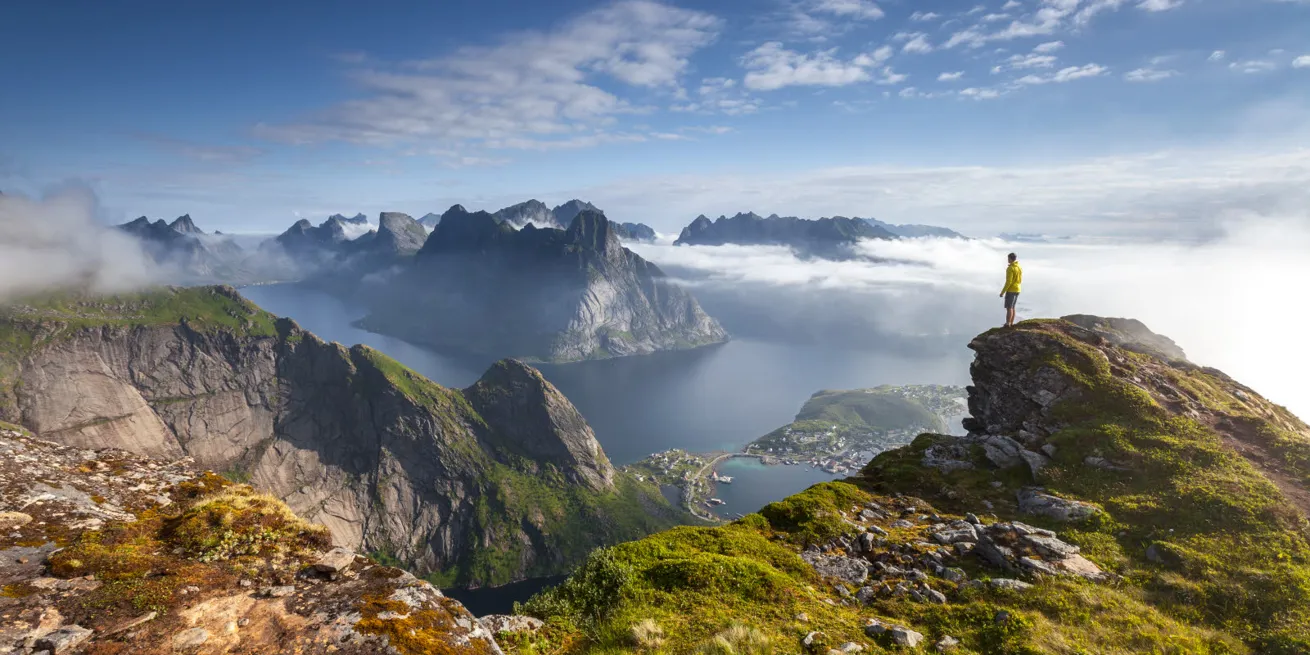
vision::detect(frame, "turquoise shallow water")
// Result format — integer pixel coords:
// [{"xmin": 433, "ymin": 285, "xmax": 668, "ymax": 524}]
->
[{"xmin": 705, "ymin": 457, "xmax": 842, "ymax": 520}]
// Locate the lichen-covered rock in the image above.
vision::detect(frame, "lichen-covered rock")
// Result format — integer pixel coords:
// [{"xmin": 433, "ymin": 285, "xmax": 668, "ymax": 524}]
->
[
  {"xmin": 0, "ymin": 429, "xmax": 501, "ymax": 655},
  {"xmin": 1017, "ymin": 488, "xmax": 1100, "ymax": 522}
]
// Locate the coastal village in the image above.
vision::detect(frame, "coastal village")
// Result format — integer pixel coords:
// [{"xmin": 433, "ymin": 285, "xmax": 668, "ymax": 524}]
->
[{"xmin": 622, "ymin": 384, "xmax": 969, "ymax": 520}]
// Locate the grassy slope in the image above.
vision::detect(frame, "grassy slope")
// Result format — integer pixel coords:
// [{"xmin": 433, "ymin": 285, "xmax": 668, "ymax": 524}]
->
[
  {"xmin": 793, "ymin": 387, "xmax": 953, "ymax": 434},
  {"xmin": 509, "ymin": 320, "xmax": 1310, "ymax": 654}
]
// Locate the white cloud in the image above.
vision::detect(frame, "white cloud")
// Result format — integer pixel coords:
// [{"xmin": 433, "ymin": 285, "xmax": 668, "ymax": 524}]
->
[
  {"xmin": 910, "ymin": 11, "xmax": 941, "ymax": 21},
  {"xmin": 0, "ymin": 188, "xmax": 157, "ymax": 300},
  {"xmin": 633, "ymin": 217, "xmax": 1310, "ymax": 421},
  {"xmin": 810, "ymin": 0, "xmax": 885, "ymax": 19},
  {"xmin": 982, "ymin": 13, "xmax": 1013, "ymax": 22},
  {"xmin": 938, "ymin": 71, "xmax": 966, "ymax": 81},
  {"xmin": 1033, "ymin": 41, "xmax": 1065, "ymax": 54},
  {"xmin": 1208, "ymin": 50, "xmax": 1226, "ymax": 62},
  {"xmin": 959, "ymin": 86, "xmax": 1005, "ymax": 99},
  {"xmin": 1007, "ymin": 53, "xmax": 1059, "ymax": 70},
  {"xmin": 1293, "ymin": 55, "xmax": 1310, "ymax": 69},
  {"xmin": 1137, "ymin": 0, "xmax": 1183, "ymax": 10},
  {"xmin": 902, "ymin": 34, "xmax": 935, "ymax": 54},
  {"xmin": 254, "ymin": 1, "xmax": 721, "ymax": 150},
  {"xmin": 1229, "ymin": 60, "xmax": 1278, "ymax": 74},
  {"xmin": 742, "ymin": 43, "xmax": 895, "ymax": 90},
  {"xmin": 1124, "ymin": 67, "xmax": 1178, "ymax": 82},
  {"xmin": 673, "ymin": 77, "xmax": 761, "ymax": 115},
  {"xmin": 1002, "ymin": 0, "xmax": 1024, "ymax": 8},
  {"xmin": 944, "ymin": 0, "xmax": 1141, "ymax": 49},
  {"xmin": 1016, "ymin": 63, "xmax": 1109, "ymax": 84}
]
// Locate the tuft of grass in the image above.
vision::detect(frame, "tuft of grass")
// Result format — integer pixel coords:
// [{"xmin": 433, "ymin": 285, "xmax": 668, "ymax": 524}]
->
[{"xmin": 164, "ymin": 486, "xmax": 332, "ymax": 563}]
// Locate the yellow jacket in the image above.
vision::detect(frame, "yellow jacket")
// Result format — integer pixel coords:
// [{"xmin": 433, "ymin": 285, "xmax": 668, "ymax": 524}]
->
[{"xmin": 1002, "ymin": 262, "xmax": 1022, "ymax": 294}]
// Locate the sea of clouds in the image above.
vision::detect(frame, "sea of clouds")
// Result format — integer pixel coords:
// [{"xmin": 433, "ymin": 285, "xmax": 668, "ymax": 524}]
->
[{"xmin": 631, "ymin": 215, "xmax": 1310, "ymax": 420}]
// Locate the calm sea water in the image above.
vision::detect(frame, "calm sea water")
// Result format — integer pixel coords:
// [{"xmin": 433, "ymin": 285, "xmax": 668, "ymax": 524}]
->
[{"xmin": 240, "ymin": 283, "xmax": 972, "ymax": 610}]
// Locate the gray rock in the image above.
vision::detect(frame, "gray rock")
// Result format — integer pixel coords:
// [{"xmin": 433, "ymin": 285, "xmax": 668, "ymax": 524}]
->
[
  {"xmin": 936, "ymin": 636, "xmax": 960, "ymax": 651},
  {"xmin": 171, "ymin": 627, "xmax": 210, "ymax": 650},
  {"xmin": 1024, "ymin": 535, "xmax": 1080, "ymax": 558},
  {"xmin": 1018, "ymin": 556, "xmax": 1061, "ymax": 576},
  {"xmin": 313, "ymin": 547, "xmax": 356, "ymax": 575},
  {"xmin": 989, "ymin": 578, "xmax": 1034, "ymax": 591},
  {"xmin": 891, "ymin": 627, "xmax": 925, "ymax": 648},
  {"xmin": 803, "ymin": 552, "xmax": 869, "ymax": 585},
  {"xmin": 978, "ymin": 434, "xmax": 1027, "ymax": 469},
  {"xmin": 855, "ymin": 586, "xmax": 877, "ymax": 604},
  {"xmin": 941, "ymin": 567, "xmax": 967, "ymax": 583},
  {"xmin": 864, "ymin": 619, "xmax": 887, "ymax": 637},
  {"xmin": 36, "ymin": 625, "xmax": 94, "ymax": 654},
  {"xmin": 479, "ymin": 614, "xmax": 544, "ymax": 634},
  {"xmin": 1017, "ymin": 488, "xmax": 1100, "ymax": 522},
  {"xmin": 924, "ymin": 588, "xmax": 947, "ymax": 604},
  {"xmin": 803, "ymin": 631, "xmax": 825, "ymax": 647},
  {"xmin": 262, "ymin": 585, "xmax": 296, "ymax": 598},
  {"xmin": 965, "ymin": 513, "xmax": 981, "ymax": 525},
  {"xmin": 931, "ymin": 525, "xmax": 978, "ymax": 545},
  {"xmin": 891, "ymin": 519, "xmax": 915, "ymax": 529},
  {"xmin": 838, "ymin": 642, "xmax": 864, "ymax": 653}
]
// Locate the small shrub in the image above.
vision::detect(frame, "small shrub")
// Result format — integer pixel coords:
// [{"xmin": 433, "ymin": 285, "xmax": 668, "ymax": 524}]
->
[
  {"xmin": 631, "ymin": 618, "xmax": 666, "ymax": 649},
  {"xmin": 697, "ymin": 625, "xmax": 773, "ymax": 655}
]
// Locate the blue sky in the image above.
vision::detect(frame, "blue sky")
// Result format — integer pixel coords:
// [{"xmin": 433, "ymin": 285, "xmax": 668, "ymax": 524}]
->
[{"xmin": 2, "ymin": 0, "xmax": 1308, "ymax": 235}]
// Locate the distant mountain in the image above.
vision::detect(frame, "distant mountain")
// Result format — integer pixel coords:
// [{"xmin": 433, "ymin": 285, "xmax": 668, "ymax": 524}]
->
[
  {"xmin": 552, "ymin": 199, "xmax": 602, "ymax": 225},
  {"xmin": 358, "ymin": 205, "xmax": 727, "ymax": 362},
  {"xmin": 859, "ymin": 216, "xmax": 966, "ymax": 239},
  {"xmin": 418, "ymin": 212, "xmax": 442, "ymax": 229},
  {"xmin": 274, "ymin": 214, "xmax": 363, "ymax": 253},
  {"xmin": 493, "ymin": 199, "xmax": 560, "ymax": 229},
  {"xmin": 675, "ymin": 212, "xmax": 894, "ymax": 257},
  {"xmin": 613, "ymin": 222, "xmax": 657, "ymax": 242},
  {"xmin": 116, "ymin": 214, "xmax": 251, "ymax": 282},
  {"xmin": 328, "ymin": 212, "xmax": 368, "ymax": 225}
]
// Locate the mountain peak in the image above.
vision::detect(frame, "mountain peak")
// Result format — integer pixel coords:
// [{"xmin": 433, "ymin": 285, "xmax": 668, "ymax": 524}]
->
[
  {"xmin": 465, "ymin": 359, "xmax": 615, "ymax": 492},
  {"xmin": 169, "ymin": 214, "xmax": 203, "ymax": 235}
]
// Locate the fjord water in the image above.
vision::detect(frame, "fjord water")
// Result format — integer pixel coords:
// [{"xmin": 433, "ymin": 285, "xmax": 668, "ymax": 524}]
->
[{"xmin": 241, "ymin": 284, "xmax": 971, "ymax": 465}]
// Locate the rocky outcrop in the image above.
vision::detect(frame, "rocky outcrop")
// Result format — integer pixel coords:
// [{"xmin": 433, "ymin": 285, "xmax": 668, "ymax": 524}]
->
[
  {"xmin": 1060, "ymin": 314, "xmax": 1187, "ymax": 361},
  {"xmin": 359, "ymin": 207, "xmax": 727, "ymax": 362},
  {"xmin": 0, "ymin": 425, "xmax": 501, "ymax": 655},
  {"xmin": 0, "ymin": 286, "xmax": 684, "ymax": 587}
]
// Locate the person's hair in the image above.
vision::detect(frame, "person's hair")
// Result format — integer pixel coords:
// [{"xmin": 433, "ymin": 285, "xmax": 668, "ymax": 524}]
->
[{"xmin": 1007, "ymin": 252, "xmax": 1017, "ymax": 262}]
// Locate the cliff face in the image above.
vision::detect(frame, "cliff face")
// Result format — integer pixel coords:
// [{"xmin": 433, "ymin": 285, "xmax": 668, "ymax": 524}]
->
[
  {"xmin": 0, "ymin": 424, "xmax": 503, "ymax": 655},
  {"xmin": 0, "ymin": 286, "xmax": 682, "ymax": 587},
  {"xmin": 511, "ymin": 316, "xmax": 1310, "ymax": 653},
  {"xmin": 359, "ymin": 207, "xmax": 727, "ymax": 362}
]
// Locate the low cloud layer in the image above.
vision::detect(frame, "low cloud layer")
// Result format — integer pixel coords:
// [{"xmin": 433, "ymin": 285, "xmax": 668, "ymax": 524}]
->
[
  {"xmin": 0, "ymin": 189, "xmax": 157, "ymax": 301},
  {"xmin": 632, "ymin": 214, "xmax": 1310, "ymax": 420}
]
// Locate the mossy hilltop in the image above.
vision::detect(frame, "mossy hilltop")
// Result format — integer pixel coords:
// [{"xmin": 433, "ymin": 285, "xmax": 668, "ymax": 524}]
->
[
  {"xmin": 506, "ymin": 318, "xmax": 1310, "ymax": 654},
  {"xmin": 0, "ymin": 285, "xmax": 688, "ymax": 588}
]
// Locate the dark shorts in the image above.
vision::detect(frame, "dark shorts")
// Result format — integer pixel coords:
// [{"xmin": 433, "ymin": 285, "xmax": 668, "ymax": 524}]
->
[{"xmin": 1004, "ymin": 292, "xmax": 1020, "ymax": 309}]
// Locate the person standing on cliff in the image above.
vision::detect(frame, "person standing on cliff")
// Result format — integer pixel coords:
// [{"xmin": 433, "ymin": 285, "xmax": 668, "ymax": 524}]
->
[{"xmin": 1000, "ymin": 252, "xmax": 1022, "ymax": 327}]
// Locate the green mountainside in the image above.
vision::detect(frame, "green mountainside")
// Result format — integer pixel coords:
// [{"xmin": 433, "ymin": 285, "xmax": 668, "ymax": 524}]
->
[
  {"xmin": 0, "ymin": 285, "xmax": 686, "ymax": 587},
  {"xmin": 504, "ymin": 318, "xmax": 1310, "ymax": 654}
]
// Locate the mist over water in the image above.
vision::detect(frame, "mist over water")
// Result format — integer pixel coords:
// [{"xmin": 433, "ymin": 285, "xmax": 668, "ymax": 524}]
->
[{"xmin": 630, "ymin": 215, "xmax": 1310, "ymax": 420}]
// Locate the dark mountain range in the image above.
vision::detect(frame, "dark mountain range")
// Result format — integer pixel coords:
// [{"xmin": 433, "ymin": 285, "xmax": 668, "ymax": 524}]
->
[
  {"xmin": 116, "ymin": 214, "xmax": 250, "ymax": 282},
  {"xmin": 418, "ymin": 212, "xmax": 442, "ymax": 229},
  {"xmin": 328, "ymin": 212, "xmax": 368, "ymax": 225},
  {"xmin": 860, "ymin": 216, "xmax": 966, "ymax": 238},
  {"xmin": 612, "ymin": 221, "xmax": 657, "ymax": 242},
  {"xmin": 675, "ymin": 212, "xmax": 895, "ymax": 257},
  {"xmin": 493, "ymin": 199, "xmax": 559, "ymax": 229},
  {"xmin": 551, "ymin": 199, "xmax": 602, "ymax": 225},
  {"xmin": 357, "ymin": 204, "xmax": 727, "ymax": 362}
]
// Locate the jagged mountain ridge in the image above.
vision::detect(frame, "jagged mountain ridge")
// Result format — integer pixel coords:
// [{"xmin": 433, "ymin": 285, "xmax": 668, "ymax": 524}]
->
[
  {"xmin": 674, "ymin": 211, "xmax": 896, "ymax": 257},
  {"xmin": 0, "ymin": 286, "xmax": 684, "ymax": 587},
  {"xmin": 358, "ymin": 206, "xmax": 727, "ymax": 362},
  {"xmin": 511, "ymin": 316, "xmax": 1310, "ymax": 653},
  {"xmin": 116, "ymin": 214, "xmax": 252, "ymax": 283}
]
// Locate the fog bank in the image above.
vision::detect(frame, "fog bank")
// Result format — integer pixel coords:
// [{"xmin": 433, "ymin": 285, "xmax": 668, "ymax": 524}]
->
[
  {"xmin": 631, "ymin": 216, "xmax": 1310, "ymax": 420},
  {"xmin": 0, "ymin": 189, "xmax": 157, "ymax": 301}
]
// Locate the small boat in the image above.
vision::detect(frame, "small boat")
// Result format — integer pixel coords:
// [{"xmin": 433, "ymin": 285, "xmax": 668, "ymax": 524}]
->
[{"xmin": 707, "ymin": 498, "xmax": 725, "ymax": 506}]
